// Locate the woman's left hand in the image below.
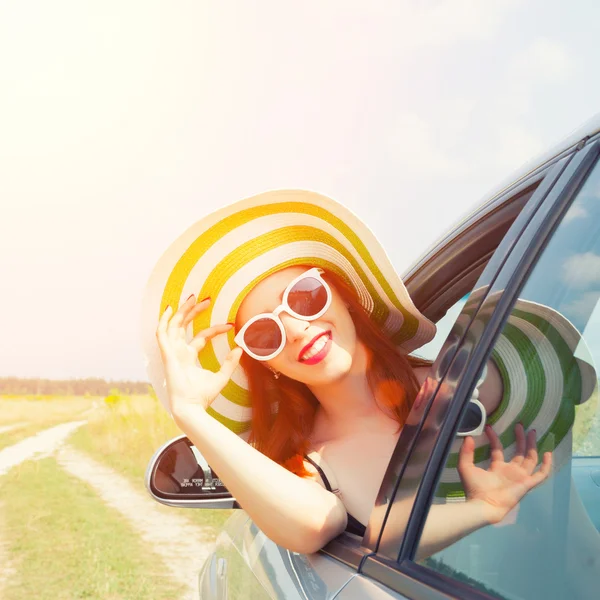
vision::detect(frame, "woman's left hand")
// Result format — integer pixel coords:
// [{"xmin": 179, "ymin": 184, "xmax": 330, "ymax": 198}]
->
[{"xmin": 458, "ymin": 423, "xmax": 552, "ymax": 524}]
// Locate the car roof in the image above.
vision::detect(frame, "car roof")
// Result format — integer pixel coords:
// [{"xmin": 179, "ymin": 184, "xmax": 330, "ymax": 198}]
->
[{"xmin": 404, "ymin": 112, "xmax": 600, "ymax": 279}]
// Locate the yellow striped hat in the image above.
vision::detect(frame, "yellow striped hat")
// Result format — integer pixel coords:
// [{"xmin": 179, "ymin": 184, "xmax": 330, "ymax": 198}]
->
[{"xmin": 142, "ymin": 189, "xmax": 436, "ymax": 434}]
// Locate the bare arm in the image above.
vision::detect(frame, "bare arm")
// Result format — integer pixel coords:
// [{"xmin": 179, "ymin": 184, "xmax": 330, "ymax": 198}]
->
[
  {"xmin": 157, "ymin": 296, "xmax": 347, "ymax": 554},
  {"xmin": 173, "ymin": 407, "xmax": 347, "ymax": 553},
  {"xmin": 416, "ymin": 425, "xmax": 552, "ymax": 560},
  {"xmin": 415, "ymin": 499, "xmax": 492, "ymax": 561}
]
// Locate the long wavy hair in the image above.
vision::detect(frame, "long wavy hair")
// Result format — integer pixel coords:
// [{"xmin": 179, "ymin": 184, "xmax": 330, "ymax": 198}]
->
[{"xmin": 239, "ymin": 268, "xmax": 431, "ymax": 477}]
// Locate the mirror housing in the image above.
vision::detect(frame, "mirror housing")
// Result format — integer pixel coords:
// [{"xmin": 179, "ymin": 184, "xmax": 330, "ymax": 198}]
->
[{"xmin": 145, "ymin": 435, "xmax": 240, "ymax": 509}]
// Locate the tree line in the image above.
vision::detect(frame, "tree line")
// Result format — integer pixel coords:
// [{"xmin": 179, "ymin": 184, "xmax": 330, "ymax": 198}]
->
[{"xmin": 0, "ymin": 377, "xmax": 151, "ymax": 396}]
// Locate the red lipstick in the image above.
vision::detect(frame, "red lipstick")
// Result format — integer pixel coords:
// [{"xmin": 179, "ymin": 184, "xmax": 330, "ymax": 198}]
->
[{"xmin": 298, "ymin": 331, "xmax": 332, "ymax": 365}]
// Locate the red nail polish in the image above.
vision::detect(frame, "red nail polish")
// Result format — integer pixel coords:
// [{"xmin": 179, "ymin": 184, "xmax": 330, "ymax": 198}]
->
[
  {"xmin": 227, "ymin": 322, "xmax": 235, "ymax": 327},
  {"xmin": 201, "ymin": 296, "xmax": 211, "ymax": 303},
  {"xmin": 165, "ymin": 305, "xmax": 170, "ymax": 312},
  {"xmin": 186, "ymin": 293, "xmax": 195, "ymax": 301}
]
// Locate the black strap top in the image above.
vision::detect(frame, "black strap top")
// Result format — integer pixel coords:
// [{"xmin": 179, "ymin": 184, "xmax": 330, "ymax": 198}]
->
[{"xmin": 304, "ymin": 454, "xmax": 367, "ymax": 537}]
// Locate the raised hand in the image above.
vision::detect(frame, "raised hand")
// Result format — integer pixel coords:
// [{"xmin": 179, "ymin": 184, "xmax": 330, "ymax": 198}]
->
[
  {"xmin": 155, "ymin": 295, "xmax": 243, "ymax": 418},
  {"xmin": 458, "ymin": 423, "xmax": 552, "ymax": 524}
]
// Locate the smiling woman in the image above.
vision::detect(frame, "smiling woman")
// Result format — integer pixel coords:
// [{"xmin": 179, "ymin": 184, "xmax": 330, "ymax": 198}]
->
[{"xmin": 143, "ymin": 189, "xmax": 552, "ymax": 555}]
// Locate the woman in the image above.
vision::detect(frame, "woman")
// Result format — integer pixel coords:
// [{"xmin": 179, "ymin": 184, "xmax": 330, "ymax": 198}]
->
[{"xmin": 145, "ymin": 189, "xmax": 552, "ymax": 556}]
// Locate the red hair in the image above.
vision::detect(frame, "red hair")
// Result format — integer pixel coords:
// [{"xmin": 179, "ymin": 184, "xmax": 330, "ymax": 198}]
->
[{"xmin": 239, "ymin": 269, "xmax": 430, "ymax": 477}]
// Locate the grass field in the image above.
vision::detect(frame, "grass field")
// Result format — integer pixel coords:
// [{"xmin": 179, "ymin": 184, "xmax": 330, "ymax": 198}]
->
[
  {"xmin": 69, "ymin": 393, "xmax": 233, "ymax": 535},
  {"xmin": 3, "ymin": 387, "xmax": 597, "ymax": 599},
  {"xmin": 0, "ymin": 458, "xmax": 186, "ymax": 600},
  {"xmin": 0, "ymin": 396, "xmax": 95, "ymax": 451},
  {"xmin": 0, "ymin": 393, "xmax": 233, "ymax": 599}
]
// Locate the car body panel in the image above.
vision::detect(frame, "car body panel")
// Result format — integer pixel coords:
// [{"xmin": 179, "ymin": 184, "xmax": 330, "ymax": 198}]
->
[
  {"xmin": 333, "ymin": 573, "xmax": 410, "ymax": 600},
  {"xmin": 206, "ymin": 510, "xmax": 358, "ymax": 599}
]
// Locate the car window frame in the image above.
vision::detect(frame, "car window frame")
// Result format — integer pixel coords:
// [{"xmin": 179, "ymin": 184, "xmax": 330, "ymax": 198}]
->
[
  {"xmin": 367, "ymin": 151, "xmax": 576, "ymax": 555},
  {"xmin": 358, "ymin": 139, "xmax": 600, "ymax": 599},
  {"xmin": 319, "ymin": 150, "xmax": 577, "ymax": 572}
]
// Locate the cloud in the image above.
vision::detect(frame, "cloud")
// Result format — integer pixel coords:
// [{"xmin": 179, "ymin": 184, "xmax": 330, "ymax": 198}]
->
[
  {"xmin": 500, "ymin": 38, "xmax": 573, "ymax": 116},
  {"xmin": 315, "ymin": 0, "xmax": 522, "ymax": 48},
  {"xmin": 489, "ymin": 37, "xmax": 573, "ymax": 170},
  {"xmin": 518, "ymin": 38, "xmax": 573, "ymax": 83},
  {"xmin": 399, "ymin": 0, "xmax": 523, "ymax": 47},
  {"xmin": 388, "ymin": 113, "xmax": 471, "ymax": 178},
  {"xmin": 561, "ymin": 291, "xmax": 600, "ymax": 323},
  {"xmin": 563, "ymin": 203, "xmax": 589, "ymax": 223},
  {"xmin": 563, "ymin": 252, "xmax": 600, "ymax": 288},
  {"xmin": 493, "ymin": 124, "xmax": 545, "ymax": 170}
]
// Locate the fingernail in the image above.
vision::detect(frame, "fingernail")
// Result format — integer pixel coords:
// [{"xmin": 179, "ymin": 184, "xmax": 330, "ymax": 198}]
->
[
  {"xmin": 201, "ymin": 296, "xmax": 211, "ymax": 303},
  {"xmin": 227, "ymin": 322, "xmax": 235, "ymax": 327},
  {"xmin": 532, "ymin": 429, "xmax": 536, "ymax": 434},
  {"xmin": 164, "ymin": 305, "xmax": 170, "ymax": 312},
  {"xmin": 186, "ymin": 294, "xmax": 195, "ymax": 301}
]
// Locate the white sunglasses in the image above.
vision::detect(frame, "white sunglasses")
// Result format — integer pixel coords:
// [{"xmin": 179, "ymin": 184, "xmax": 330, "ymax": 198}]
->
[{"xmin": 234, "ymin": 267, "xmax": 332, "ymax": 361}]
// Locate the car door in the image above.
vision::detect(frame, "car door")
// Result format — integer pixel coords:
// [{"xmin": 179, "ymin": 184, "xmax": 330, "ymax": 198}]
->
[{"xmin": 343, "ymin": 138, "xmax": 600, "ymax": 599}]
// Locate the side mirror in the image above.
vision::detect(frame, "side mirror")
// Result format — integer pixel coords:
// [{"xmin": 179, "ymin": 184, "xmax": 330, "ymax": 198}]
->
[{"xmin": 145, "ymin": 435, "xmax": 240, "ymax": 509}]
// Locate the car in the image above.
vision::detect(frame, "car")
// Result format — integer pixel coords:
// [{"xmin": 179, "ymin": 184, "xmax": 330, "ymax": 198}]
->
[{"xmin": 146, "ymin": 114, "xmax": 600, "ymax": 599}]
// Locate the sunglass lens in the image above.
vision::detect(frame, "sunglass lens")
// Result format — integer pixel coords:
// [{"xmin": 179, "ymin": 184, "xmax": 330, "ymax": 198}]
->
[
  {"xmin": 458, "ymin": 402, "xmax": 484, "ymax": 434},
  {"xmin": 243, "ymin": 318, "xmax": 282, "ymax": 357},
  {"xmin": 288, "ymin": 277, "xmax": 328, "ymax": 317}
]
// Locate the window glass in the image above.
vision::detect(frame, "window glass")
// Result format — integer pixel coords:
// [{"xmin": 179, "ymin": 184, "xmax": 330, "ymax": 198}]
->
[{"xmin": 417, "ymin": 160, "xmax": 600, "ymax": 600}]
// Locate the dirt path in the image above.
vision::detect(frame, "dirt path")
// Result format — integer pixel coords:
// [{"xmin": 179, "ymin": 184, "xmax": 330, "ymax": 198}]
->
[
  {"xmin": 57, "ymin": 446, "xmax": 214, "ymax": 600},
  {"xmin": 0, "ymin": 423, "xmax": 217, "ymax": 600},
  {"xmin": 0, "ymin": 420, "xmax": 86, "ymax": 476}
]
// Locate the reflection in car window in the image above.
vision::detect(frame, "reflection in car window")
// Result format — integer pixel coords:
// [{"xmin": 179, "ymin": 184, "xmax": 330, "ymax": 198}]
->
[{"xmin": 418, "ymin": 160, "xmax": 600, "ymax": 599}]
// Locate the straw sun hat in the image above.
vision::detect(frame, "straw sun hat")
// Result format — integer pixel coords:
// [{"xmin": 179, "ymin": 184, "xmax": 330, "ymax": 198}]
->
[
  {"xmin": 142, "ymin": 190, "xmax": 596, "ymax": 481},
  {"xmin": 142, "ymin": 189, "xmax": 437, "ymax": 434}
]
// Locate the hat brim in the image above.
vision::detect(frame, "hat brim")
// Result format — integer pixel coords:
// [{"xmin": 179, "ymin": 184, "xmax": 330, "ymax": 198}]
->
[{"xmin": 142, "ymin": 189, "xmax": 436, "ymax": 433}]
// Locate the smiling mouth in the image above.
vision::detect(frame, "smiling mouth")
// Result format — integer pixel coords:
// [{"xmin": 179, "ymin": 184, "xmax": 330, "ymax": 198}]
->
[{"xmin": 298, "ymin": 331, "xmax": 332, "ymax": 362}]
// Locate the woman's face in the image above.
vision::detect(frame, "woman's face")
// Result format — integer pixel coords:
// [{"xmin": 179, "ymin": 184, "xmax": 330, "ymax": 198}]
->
[{"xmin": 236, "ymin": 266, "xmax": 362, "ymax": 387}]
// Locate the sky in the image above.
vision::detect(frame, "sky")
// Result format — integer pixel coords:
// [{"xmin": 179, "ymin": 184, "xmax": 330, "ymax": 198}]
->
[{"xmin": 1, "ymin": 0, "xmax": 600, "ymax": 381}]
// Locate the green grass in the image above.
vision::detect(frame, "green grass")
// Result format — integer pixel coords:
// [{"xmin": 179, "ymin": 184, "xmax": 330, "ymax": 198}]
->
[
  {"xmin": 70, "ymin": 394, "xmax": 233, "ymax": 536},
  {"xmin": 0, "ymin": 458, "xmax": 186, "ymax": 600}
]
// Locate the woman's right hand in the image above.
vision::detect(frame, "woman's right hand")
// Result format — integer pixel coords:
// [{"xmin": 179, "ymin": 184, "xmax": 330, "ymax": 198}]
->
[{"xmin": 155, "ymin": 295, "xmax": 243, "ymax": 419}]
